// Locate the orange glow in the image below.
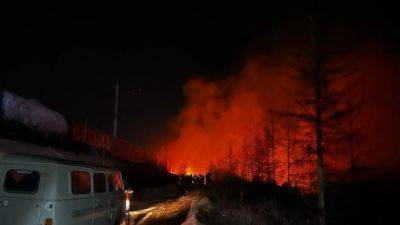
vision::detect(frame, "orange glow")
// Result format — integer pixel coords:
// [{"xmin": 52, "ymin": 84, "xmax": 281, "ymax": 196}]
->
[
  {"xmin": 157, "ymin": 43, "xmax": 400, "ymax": 190},
  {"xmin": 185, "ymin": 167, "xmax": 194, "ymax": 176},
  {"xmin": 158, "ymin": 56, "xmax": 308, "ymax": 185}
]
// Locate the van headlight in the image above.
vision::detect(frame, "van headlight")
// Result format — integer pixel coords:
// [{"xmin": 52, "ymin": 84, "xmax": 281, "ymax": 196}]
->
[{"xmin": 125, "ymin": 198, "xmax": 130, "ymax": 211}]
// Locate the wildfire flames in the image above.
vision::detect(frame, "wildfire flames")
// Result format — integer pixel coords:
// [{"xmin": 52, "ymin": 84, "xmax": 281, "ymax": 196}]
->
[{"xmin": 157, "ymin": 43, "xmax": 400, "ymax": 190}]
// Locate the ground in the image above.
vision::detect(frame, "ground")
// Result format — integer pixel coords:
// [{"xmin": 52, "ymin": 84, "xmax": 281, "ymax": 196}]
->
[{"xmin": 121, "ymin": 185, "xmax": 202, "ymax": 225}]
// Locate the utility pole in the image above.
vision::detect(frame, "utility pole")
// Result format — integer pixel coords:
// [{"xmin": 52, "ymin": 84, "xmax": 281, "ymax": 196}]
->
[
  {"xmin": 287, "ymin": 117, "xmax": 291, "ymax": 186},
  {"xmin": 113, "ymin": 83, "xmax": 119, "ymax": 142},
  {"xmin": 107, "ymin": 83, "xmax": 119, "ymax": 166}
]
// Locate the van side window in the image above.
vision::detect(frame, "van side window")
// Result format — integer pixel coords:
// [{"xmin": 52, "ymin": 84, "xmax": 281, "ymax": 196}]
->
[
  {"xmin": 4, "ymin": 169, "xmax": 40, "ymax": 193},
  {"xmin": 107, "ymin": 174, "xmax": 115, "ymax": 192},
  {"xmin": 114, "ymin": 174, "xmax": 124, "ymax": 192},
  {"xmin": 94, "ymin": 173, "xmax": 106, "ymax": 193},
  {"xmin": 71, "ymin": 171, "xmax": 90, "ymax": 194}
]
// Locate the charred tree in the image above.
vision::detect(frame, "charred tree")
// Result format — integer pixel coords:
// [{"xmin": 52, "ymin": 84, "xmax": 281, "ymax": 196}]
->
[
  {"xmin": 283, "ymin": 115, "xmax": 299, "ymax": 186},
  {"xmin": 344, "ymin": 88, "xmax": 363, "ymax": 182},
  {"xmin": 282, "ymin": 1, "xmax": 360, "ymax": 223},
  {"xmin": 241, "ymin": 136, "xmax": 249, "ymax": 180},
  {"xmin": 249, "ymin": 120, "xmax": 255, "ymax": 181},
  {"xmin": 226, "ymin": 143, "xmax": 238, "ymax": 176},
  {"xmin": 265, "ymin": 111, "xmax": 278, "ymax": 183},
  {"xmin": 254, "ymin": 137, "xmax": 265, "ymax": 182}
]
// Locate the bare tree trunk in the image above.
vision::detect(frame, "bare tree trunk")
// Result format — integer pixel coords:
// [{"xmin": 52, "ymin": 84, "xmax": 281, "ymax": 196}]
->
[
  {"xmin": 346, "ymin": 95, "xmax": 356, "ymax": 225},
  {"xmin": 347, "ymin": 95, "xmax": 355, "ymax": 182},
  {"xmin": 259, "ymin": 152, "xmax": 262, "ymax": 180},
  {"xmin": 272, "ymin": 142, "xmax": 276, "ymax": 183},
  {"xmin": 286, "ymin": 118, "xmax": 291, "ymax": 185},
  {"xmin": 314, "ymin": 50, "xmax": 328, "ymax": 224},
  {"xmin": 242, "ymin": 138, "xmax": 248, "ymax": 180},
  {"xmin": 349, "ymin": 121, "xmax": 354, "ymax": 182},
  {"xmin": 249, "ymin": 121, "xmax": 254, "ymax": 181},
  {"xmin": 308, "ymin": 150, "xmax": 313, "ymax": 192},
  {"xmin": 316, "ymin": 90, "xmax": 327, "ymax": 225},
  {"xmin": 266, "ymin": 139, "xmax": 271, "ymax": 182},
  {"xmin": 309, "ymin": 1, "xmax": 327, "ymax": 223},
  {"xmin": 271, "ymin": 117, "xmax": 277, "ymax": 182}
]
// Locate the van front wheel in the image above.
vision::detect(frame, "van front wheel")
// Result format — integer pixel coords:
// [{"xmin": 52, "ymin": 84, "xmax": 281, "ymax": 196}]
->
[
  {"xmin": 124, "ymin": 216, "xmax": 131, "ymax": 225},
  {"xmin": 114, "ymin": 212, "xmax": 131, "ymax": 225}
]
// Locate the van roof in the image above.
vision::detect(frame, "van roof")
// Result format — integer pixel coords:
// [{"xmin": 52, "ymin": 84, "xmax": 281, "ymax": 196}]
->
[
  {"xmin": 0, "ymin": 138, "xmax": 121, "ymax": 170},
  {"xmin": 0, "ymin": 153, "xmax": 119, "ymax": 171}
]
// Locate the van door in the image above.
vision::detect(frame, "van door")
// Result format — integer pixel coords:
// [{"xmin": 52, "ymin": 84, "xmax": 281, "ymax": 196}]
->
[
  {"xmin": 0, "ymin": 166, "xmax": 42, "ymax": 225},
  {"xmin": 70, "ymin": 170, "xmax": 94, "ymax": 225},
  {"xmin": 93, "ymin": 172, "xmax": 109, "ymax": 225},
  {"xmin": 106, "ymin": 173, "xmax": 119, "ymax": 224},
  {"xmin": 113, "ymin": 173, "xmax": 126, "ymax": 223}
]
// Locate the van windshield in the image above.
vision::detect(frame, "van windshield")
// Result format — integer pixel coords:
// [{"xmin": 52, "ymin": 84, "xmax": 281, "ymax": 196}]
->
[{"xmin": 4, "ymin": 169, "xmax": 40, "ymax": 193}]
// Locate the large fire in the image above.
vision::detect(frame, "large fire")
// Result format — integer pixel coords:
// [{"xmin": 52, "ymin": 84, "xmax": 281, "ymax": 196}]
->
[{"xmin": 157, "ymin": 43, "xmax": 400, "ymax": 190}]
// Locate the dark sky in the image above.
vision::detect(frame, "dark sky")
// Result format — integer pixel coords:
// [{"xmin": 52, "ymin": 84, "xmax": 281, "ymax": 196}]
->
[
  {"xmin": 0, "ymin": 15, "xmax": 276, "ymax": 146},
  {"xmin": 1, "ymin": 4, "xmax": 399, "ymax": 146}
]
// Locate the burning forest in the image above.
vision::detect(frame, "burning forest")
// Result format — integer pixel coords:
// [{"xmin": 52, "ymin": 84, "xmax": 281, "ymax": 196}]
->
[{"xmin": 158, "ymin": 41, "xmax": 400, "ymax": 191}]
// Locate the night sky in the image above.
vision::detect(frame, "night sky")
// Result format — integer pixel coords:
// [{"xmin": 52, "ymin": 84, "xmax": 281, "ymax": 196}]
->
[{"xmin": 1, "ymin": 4, "xmax": 399, "ymax": 147}]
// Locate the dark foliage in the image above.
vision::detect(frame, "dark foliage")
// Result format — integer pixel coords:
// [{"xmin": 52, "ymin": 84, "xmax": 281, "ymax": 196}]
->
[
  {"xmin": 200, "ymin": 176, "xmax": 319, "ymax": 225},
  {"xmin": 198, "ymin": 173, "xmax": 400, "ymax": 225},
  {"xmin": 325, "ymin": 174, "xmax": 400, "ymax": 225}
]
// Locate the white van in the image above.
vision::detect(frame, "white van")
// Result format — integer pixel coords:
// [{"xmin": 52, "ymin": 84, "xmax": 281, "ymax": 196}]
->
[{"xmin": 0, "ymin": 154, "xmax": 130, "ymax": 225}]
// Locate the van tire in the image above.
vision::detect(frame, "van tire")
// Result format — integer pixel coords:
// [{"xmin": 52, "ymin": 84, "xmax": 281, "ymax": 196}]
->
[
  {"xmin": 115, "ymin": 217, "xmax": 130, "ymax": 225},
  {"xmin": 114, "ymin": 212, "xmax": 130, "ymax": 225},
  {"xmin": 114, "ymin": 217, "xmax": 122, "ymax": 225}
]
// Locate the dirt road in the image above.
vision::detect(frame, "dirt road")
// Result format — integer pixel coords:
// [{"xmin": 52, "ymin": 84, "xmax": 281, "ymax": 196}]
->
[
  {"xmin": 129, "ymin": 194, "xmax": 200, "ymax": 225},
  {"xmin": 120, "ymin": 185, "xmax": 202, "ymax": 225}
]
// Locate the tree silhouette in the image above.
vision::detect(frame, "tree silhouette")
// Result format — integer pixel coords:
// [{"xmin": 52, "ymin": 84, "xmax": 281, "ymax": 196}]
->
[{"xmin": 282, "ymin": 1, "xmax": 360, "ymax": 224}]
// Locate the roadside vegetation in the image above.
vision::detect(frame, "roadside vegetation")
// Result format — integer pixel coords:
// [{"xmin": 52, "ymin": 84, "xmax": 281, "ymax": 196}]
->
[{"xmin": 194, "ymin": 173, "xmax": 399, "ymax": 225}]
